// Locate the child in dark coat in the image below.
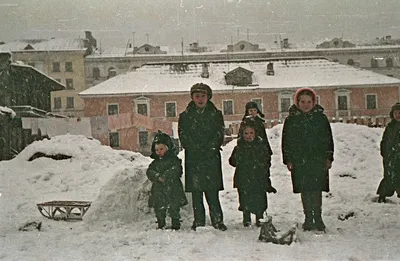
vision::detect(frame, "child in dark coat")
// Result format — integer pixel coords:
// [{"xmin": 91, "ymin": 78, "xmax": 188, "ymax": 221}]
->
[
  {"xmin": 146, "ymin": 131, "xmax": 188, "ymax": 230},
  {"xmin": 229, "ymin": 118, "xmax": 277, "ymax": 227},
  {"xmin": 281, "ymin": 87, "xmax": 334, "ymax": 232},
  {"xmin": 238, "ymin": 101, "xmax": 273, "ymax": 156},
  {"xmin": 377, "ymin": 102, "xmax": 400, "ymax": 203}
]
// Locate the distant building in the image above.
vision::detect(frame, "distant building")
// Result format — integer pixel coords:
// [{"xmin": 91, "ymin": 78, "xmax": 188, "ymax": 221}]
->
[
  {"xmin": 188, "ymin": 42, "xmax": 208, "ymax": 53},
  {"xmin": 0, "ymin": 31, "xmax": 97, "ymax": 117},
  {"xmin": 221, "ymin": 40, "xmax": 266, "ymax": 52},
  {"xmin": 130, "ymin": 44, "xmax": 167, "ymax": 55},
  {"xmin": 317, "ymin": 38, "xmax": 356, "ymax": 49},
  {"xmin": 80, "ymin": 57, "xmax": 400, "ymax": 142}
]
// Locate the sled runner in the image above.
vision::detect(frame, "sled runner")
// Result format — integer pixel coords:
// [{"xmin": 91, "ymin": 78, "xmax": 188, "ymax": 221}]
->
[{"xmin": 37, "ymin": 200, "xmax": 91, "ymax": 221}]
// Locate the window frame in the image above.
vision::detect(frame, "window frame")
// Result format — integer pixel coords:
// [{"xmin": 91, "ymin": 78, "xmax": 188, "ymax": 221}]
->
[
  {"xmin": 165, "ymin": 101, "xmax": 177, "ymax": 117},
  {"xmin": 66, "ymin": 97, "xmax": 74, "ymax": 109},
  {"xmin": 66, "ymin": 78, "xmax": 74, "ymax": 90},
  {"xmin": 53, "ymin": 97, "xmax": 61, "ymax": 109},
  {"xmin": 107, "ymin": 103, "xmax": 119, "ymax": 116},
  {"xmin": 222, "ymin": 99, "xmax": 234, "ymax": 115},
  {"xmin": 65, "ymin": 61, "xmax": 73, "ymax": 72},
  {"xmin": 109, "ymin": 132, "xmax": 120, "ymax": 148},
  {"xmin": 134, "ymin": 97, "xmax": 150, "ymax": 116},
  {"xmin": 52, "ymin": 62, "xmax": 60, "ymax": 72},
  {"xmin": 139, "ymin": 131, "xmax": 149, "ymax": 146},
  {"xmin": 365, "ymin": 93, "xmax": 377, "ymax": 110}
]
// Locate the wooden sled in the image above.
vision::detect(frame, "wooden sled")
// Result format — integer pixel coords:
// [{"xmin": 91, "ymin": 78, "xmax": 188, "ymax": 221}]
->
[{"xmin": 37, "ymin": 200, "xmax": 91, "ymax": 221}]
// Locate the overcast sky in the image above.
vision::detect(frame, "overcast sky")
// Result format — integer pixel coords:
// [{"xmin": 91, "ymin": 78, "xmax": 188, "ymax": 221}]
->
[{"xmin": 1, "ymin": 0, "xmax": 400, "ymax": 48}]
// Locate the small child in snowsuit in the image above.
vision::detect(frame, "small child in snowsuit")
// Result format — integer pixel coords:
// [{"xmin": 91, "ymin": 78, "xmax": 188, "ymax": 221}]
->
[
  {"xmin": 238, "ymin": 101, "xmax": 273, "ymax": 156},
  {"xmin": 229, "ymin": 117, "xmax": 277, "ymax": 227},
  {"xmin": 377, "ymin": 102, "xmax": 400, "ymax": 203},
  {"xmin": 281, "ymin": 87, "xmax": 334, "ymax": 232},
  {"xmin": 146, "ymin": 131, "xmax": 188, "ymax": 230}
]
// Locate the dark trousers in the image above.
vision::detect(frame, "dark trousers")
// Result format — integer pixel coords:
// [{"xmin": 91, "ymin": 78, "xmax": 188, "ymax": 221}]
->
[
  {"xmin": 192, "ymin": 190, "xmax": 223, "ymax": 225},
  {"xmin": 155, "ymin": 206, "xmax": 180, "ymax": 221},
  {"xmin": 301, "ymin": 191, "xmax": 322, "ymax": 215}
]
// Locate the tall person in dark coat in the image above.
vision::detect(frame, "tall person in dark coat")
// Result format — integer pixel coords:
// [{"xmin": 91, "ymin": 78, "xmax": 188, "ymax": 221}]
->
[
  {"xmin": 229, "ymin": 118, "xmax": 277, "ymax": 227},
  {"xmin": 281, "ymin": 87, "xmax": 334, "ymax": 231},
  {"xmin": 146, "ymin": 131, "xmax": 188, "ymax": 230},
  {"xmin": 238, "ymin": 101, "xmax": 273, "ymax": 156},
  {"xmin": 376, "ymin": 102, "xmax": 400, "ymax": 203},
  {"xmin": 178, "ymin": 83, "xmax": 227, "ymax": 231}
]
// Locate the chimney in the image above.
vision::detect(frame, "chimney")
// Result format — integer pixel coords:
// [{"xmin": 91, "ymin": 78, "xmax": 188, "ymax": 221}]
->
[
  {"xmin": 266, "ymin": 62, "xmax": 274, "ymax": 76},
  {"xmin": 201, "ymin": 63, "xmax": 209, "ymax": 78}
]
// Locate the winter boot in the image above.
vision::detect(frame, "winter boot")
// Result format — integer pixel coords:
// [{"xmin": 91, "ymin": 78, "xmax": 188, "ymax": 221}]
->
[
  {"xmin": 314, "ymin": 211, "xmax": 326, "ymax": 232},
  {"xmin": 255, "ymin": 213, "xmax": 264, "ymax": 228},
  {"xmin": 191, "ymin": 220, "xmax": 205, "ymax": 231},
  {"xmin": 243, "ymin": 211, "xmax": 251, "ymax": 227},
  {"xmin": 171, "ymin": 219, "xmax": 181, "ymax": 230},
  {"xmin": 302, "ymin": 212, "xmax": 314, "ymax": 231},
  {"xmin": 213, "ymin": 222, "xmax": 227, "ymax": 231},
  {"xmin": 157, "ymin": 219, "xmax": 166, "ymax": 229},
  {"xmin": 378, "ymin": 195, "xmax": 387, "ymax": 203}
]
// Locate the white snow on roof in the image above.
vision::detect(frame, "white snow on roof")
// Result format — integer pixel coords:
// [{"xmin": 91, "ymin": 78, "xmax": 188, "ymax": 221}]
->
[
  {"xmin": 0, "ymin": 106, "xmax": 16, "ymax": 118},
  {"xmin": 80, "ymin": 58, "xmax": 400, "ymax": 96},
  {"xmin": 0, "ymin": 38, "xmax": 86, "ymax": 52}
]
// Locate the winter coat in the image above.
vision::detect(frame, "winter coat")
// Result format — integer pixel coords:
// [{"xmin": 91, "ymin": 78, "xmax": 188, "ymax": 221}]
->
[
  {"xmin": 282, "ymin": 104, "xmax": 334, "ymax": 193},
  {"xmin": 178, "ymin": 100, "xmax": 225, "ymax": 192},
  {"xmin": 378, "ymin": 119, "xmax": 400, "ymax": 189},
  {"xmin": 229, "ymin": 137, "xmax": 271, "ymax": 214},
  {"xmin": 238, "ymin": 116, "xmax": 273, "ymax": 156},
  {"xmin": 146, "ymin": 154, "xmax": 188, "ymax": 210}
]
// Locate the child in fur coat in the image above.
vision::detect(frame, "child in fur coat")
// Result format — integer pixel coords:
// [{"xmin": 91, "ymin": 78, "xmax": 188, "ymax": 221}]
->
[
  {"xmin": 146, "ymin": 131, "xmax": 188, "ymax": 230},
  {"xmin": 229, "ymin": 118, "xmax": 277, "ymax": 227}
]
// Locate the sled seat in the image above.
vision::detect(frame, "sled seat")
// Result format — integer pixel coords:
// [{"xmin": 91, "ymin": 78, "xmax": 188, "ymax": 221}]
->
[{"xmin": 37, "ymin": 200, "xmax": 91, "ymax": 221}]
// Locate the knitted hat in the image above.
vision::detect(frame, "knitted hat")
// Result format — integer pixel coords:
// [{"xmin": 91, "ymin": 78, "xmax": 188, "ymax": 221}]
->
[
  {"xmin": 390, "ymin": 102, "xmax": 400, "ymax": 119},
  {"xmin": 241, "ymin": 116, "xmax": 258, "ymax": 135},
  {"xmin": 244, "ymin": 101, "xmax": 265, "ymax": 118},
  {"xmin": 150, "ymin": 130, "xmax": 176, "ymax": 158},
  {"xmin": 190, "ymin": 83, "xmax": 212, "ymax": 100},
  {"xmin": 294, "ymin": 87, "xmax": 317, "ymax": 106}
]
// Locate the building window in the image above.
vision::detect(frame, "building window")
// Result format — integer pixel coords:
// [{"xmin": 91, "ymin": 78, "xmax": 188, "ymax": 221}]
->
[
  {"xmin": 251, "ymin": 98, "xmax": 263, "ymax": 113},
  {"xmin": 386, "ymin": 58, "xmax": 393, "ymax": 68},
  {"xmin": 53, "ymin": 97, "xmax": 61, "ymax": 109},
  {"xmin": 223, "ymin": 100, "xmax": 233, "ymax": 115},
  {"xmin": 65, "ymin": 62, "xmax": 73, "ymax": 72},
  {"xmin": 66, "ymin": 97, "xmax": 74, "ymax": 108},
  {"xmin": 109, "ymin": 132, "xmax": 120, "ymax": 148},
  {"xmin": 139, "ymin": 131, "xmax": 148, "ymax": 146},
  {"xmin": 366, "ymin": 94, "xmax": 377, "ymax": 110},
  {"xmin": 335, "ymin": 89, "xmax": 351, "ymax": 117},
  {"xmin": 108, "ymin": 104, "xmax": 119, "ymax": 115},
  {"xmin": 93, "ymin": 67, "xmax": 100, "ymax": 80},
  {"xmin": 108, "ymin": 67, "xmax": 117, "ymax": 78},
  {"xmin": 137, "ymin": 104, "xmax": 148, "ymax": 116},
  {"xmin": 66, "ymin": 79, "xmax": 74, "ymax": 90},
  {"xmin": 280, "ymin": 98, "xmax": 291, "ymax": 113},
  {"xmin": 338, "ymin": 96, "xmax": 348, "ymax": 110},
  {"xmin": 371, "ymin": 58, "xmax": 379, "ymax": 68},
  {"xmin": 52, "ymin": 62, "xmax": 60, "ymax": 72},
  {"xmin": 134, "ymin": 97, "xmax": 150, "ymax": 116},
  {"xmin": 165, "ymin": 102, "xmax": 176, "ymax": 117},
  {"xmin": 347, "ymin": 59, "xmax": 354, "ymax": 66}
]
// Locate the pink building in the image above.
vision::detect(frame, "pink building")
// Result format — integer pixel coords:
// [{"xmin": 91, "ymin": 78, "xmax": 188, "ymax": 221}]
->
[{"xmin": 80, "ymin": 57, "xmax": 400, "ymax": 150}]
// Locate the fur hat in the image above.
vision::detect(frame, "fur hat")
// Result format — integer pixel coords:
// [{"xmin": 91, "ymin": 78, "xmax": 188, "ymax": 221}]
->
[
  {"xmin": 390, "ymin": 102, "xmax": 400, "ymax": 119},
  {"xmin": 244, "ymin": 101, "xmax": 265, "ymax": 118},
  {"xmin": 294, "ymin": 87, "xmax": 317, "ymax": 106},
  {"xmin": 190, "ymin": 83, "xmax": 212, "ymax": 100},
  {"xmin": 150, "ymin": 130, "xmax": 176, "ymax": 159}
]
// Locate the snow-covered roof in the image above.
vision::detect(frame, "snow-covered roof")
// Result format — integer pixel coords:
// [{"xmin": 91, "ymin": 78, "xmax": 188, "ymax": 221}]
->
[
  {"xmin": 0, "ymin": 38, "xmax": 87, "ymax": 52},
  {"xmin": 0, "ymin": 106, "xmax": 16, "ymax": 118},
  {"xmin": 80, "ymin": 58, "xmax": 400, "ymax": 97}
]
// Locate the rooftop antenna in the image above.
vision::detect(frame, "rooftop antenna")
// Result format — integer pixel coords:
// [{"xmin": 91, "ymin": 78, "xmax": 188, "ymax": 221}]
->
[
  {"xmin": 132, "ymin": 31, "xmax": 135, "ymax": 49},
  {"xmin": 181, "ymin": 37, "xmax": 184, "ymax": 58}
]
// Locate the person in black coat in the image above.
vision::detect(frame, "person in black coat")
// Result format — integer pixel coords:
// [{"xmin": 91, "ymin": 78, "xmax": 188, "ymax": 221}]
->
[
  {"xmin": 376, "ymin": 102, "xmax": 400, "ymax": 203},
  {"xmin": 146, "ymin": 131, "xmax": 188, "ymax": 230},
  {"xmin": 281, "ymin": 87, "xmax": 334, "ymax": 231},
  {"xmin": 178, "ymin": 83, "xmax": 227, "ymax": 231},
  {"xmin": 229, "ymin": 118, "xmax": 277, "ymax": 227},
  {"xmin": 238, "ymin": 101, "xmax": 273, "ymax": 156}
]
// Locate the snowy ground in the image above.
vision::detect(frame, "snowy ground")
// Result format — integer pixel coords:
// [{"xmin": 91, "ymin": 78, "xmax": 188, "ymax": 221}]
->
[{"xmin": 1, "ymin": 123, "xmax": 399, "ymax": 261}]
